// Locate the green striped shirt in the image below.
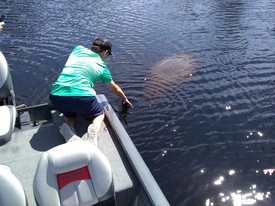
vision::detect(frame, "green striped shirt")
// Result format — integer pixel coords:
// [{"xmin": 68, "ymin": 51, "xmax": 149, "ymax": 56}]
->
[{"xmin": 50, "ymin": 45, "xmax": 112, "ymax": 96}]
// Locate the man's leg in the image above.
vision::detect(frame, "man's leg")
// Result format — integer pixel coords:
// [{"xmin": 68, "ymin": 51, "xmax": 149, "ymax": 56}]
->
[
  {"xmin": 64, "ymin": 116, "xmax": 76, "ymax": 128},
  {"xmin": 86, "ymin": 113, "xmax": 105, "ymax": 146},
  {"xmin": 60, "ymin": 115, "xmax": 81, "ymax": 142},
  {"xmin": 91, "ymin": 113, "xmax": 105, "ymax": 133},
  {"xmin": 49, "ymin": 95, "xmax": 81, "ymax": 142}
]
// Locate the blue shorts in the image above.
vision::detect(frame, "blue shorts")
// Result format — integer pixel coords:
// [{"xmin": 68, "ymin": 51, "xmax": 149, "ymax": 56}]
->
[{"xmin": 49, "ymin": 94, "xmax": 104, "ymax": 120}]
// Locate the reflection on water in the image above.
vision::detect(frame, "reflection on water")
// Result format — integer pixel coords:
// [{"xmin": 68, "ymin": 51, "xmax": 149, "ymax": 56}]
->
[
  {"xmin": 204, "ymin": 168, "xmax": 273, "ymax": 206},
  {"xmin": 2, "ymin": 0, "xmax": 275, "ymax": 205}
]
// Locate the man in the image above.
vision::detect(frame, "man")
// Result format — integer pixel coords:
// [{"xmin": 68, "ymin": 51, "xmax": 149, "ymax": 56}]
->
[{"xmin": 50, "ymin": 37, "xmax": 133, "ymax": 145}]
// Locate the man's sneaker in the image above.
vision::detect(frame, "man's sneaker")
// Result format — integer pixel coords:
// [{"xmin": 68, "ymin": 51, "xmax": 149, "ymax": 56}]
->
[
  {"xmin": 85, "ymin": 124, "xmax": 99, "ymax": 146},
  {"xmin": 67, "ymin": 135, "xmax": 82, "ymax": 143},
  {"xmin": 59, "ymin": 123, "xmax": 81, "ymax": 142}
]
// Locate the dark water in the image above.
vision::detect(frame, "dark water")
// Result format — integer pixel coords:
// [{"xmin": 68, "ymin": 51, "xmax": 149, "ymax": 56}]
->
[{"xmin": 2, "ymin": 0, "xmax": 275, "ymax": 205}]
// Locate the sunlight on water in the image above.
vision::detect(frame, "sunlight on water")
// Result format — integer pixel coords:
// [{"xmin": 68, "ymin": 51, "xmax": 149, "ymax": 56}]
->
[
  {"xmin": 213, "ymin": 176, "xmax": 224, "ymax": 185},
  {"xmin": 225, "ymin": 105, "xmax": 232, "ymax": 110},
  {"xmin": 204, "ymin": 168, "xmax": 273, "ymax": 206},
  {"xmin": 263, "ymin": 169, "xmax": 275, "ymax": 176},
  {"xmin": 246, "ymin": 131, "xmax": 264, "ymax": 139},
  {"xmin": 202, "ymin": 129, "xmax": 274, "ymax": 206}
]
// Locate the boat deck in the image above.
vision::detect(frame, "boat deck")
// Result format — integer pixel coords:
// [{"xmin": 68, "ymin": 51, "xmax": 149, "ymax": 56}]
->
[{"xmin": 0, "ymin": 95, "xmax": 169, "ymax": 206}]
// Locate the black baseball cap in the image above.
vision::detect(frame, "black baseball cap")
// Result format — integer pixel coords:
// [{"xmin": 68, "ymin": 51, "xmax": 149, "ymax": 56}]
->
[{"xmin": 92, "ymin": 38, "xmax": 113, "ymax": 55}]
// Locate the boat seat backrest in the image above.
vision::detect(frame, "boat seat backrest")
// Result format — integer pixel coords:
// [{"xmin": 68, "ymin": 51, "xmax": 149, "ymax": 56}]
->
[
  {"xmin": 0, "ymin": 51, "xmax": 13, "ymax": 99},
  {"xmin": 33, "ymin": 141, "xmax": 115, "ymax": 206},
  {"xmin": 0, "ymin": 105, "xmax": 16, "ymax": 146},
  {"xmin": 0, "ymin": 165, "xmax": 27, "ymax": 206}
]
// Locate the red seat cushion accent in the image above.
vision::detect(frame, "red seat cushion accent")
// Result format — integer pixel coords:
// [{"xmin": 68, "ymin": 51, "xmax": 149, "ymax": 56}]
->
[{"xmin": 57, "ymin": 166, "xmax": 91, "ymax": 190}]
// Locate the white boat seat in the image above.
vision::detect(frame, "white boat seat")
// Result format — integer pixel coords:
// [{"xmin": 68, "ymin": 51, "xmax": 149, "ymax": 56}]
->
[
  {"xmin": 0, "ymin": 51, "xmax": 17, "ymax": 146},
  {"xmin": 33, "ymin": 141, "xmax": 116, "ymax": 206},
  {"xmin": 0, "ymin": 165, "xmax": 27, "ymax": 206},
  {"xmin": 0, "ymin": 51, "xmax": 13, "ymax": 99},
  {"xmin": 0, "ymin": 105, "xmax": 16, "ymax": 146}
]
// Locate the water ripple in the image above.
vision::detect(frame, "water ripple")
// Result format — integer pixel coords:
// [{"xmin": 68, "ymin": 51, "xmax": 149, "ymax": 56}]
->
[{"xmin": 2, "ymin": 0, "xmax": 275, "ymax": 205}]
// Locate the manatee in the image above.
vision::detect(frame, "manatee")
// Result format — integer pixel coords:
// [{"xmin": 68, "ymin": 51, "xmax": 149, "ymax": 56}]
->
[{"xmin": 143, "ymin": 54, "xmax": 196, "ymax": 101}]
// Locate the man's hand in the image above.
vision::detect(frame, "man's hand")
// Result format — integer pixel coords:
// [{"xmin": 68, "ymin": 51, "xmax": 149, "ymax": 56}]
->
[
  {"xmin": 122, "ymin": 98, "xmax": 133, "ymax": 108},
  {"xmin": 106, "ymin": 81, "xmax": 133, "ymax": 108}
]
